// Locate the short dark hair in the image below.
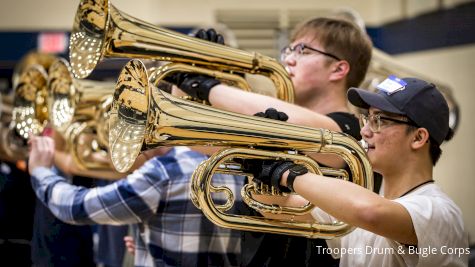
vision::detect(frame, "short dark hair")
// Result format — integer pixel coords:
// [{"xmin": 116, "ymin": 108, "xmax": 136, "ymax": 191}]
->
[
  {"xmin": 405, "ymin": 126, "xmax": 453, "ymax": 166},
  {"xmin": 429, "ymin": 139, "xmax": 442, "ymax": 166}
]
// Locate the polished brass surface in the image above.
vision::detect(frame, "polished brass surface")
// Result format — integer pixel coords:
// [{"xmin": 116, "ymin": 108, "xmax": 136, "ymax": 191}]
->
[
  {"xmin": 47, "ymin": 58, "xmax": 115, "ymax": 135},
  {"xmin": 69, "ymin": 0, "xmax": 294, "ymax": 102},
  {"xmin": 12, "ymin": 51, "xmax": 56, "ymax": 89},
  {"xmin": 47, "ymin": 58, "xmax": 114, "ymax": 170},
  {"xmin": 362, "ymin": 49, "xmax": 460, "ymax": 133},
  {"xmin": 11, "ymin": 65, "xmax": 49, "ymax": 140},
  {"xmin": 109, "ymin": 59, "xmax": 373, "ymax": 238},
  {"xmin": 1, "ymin": 127, "xmax": 29, "ymax": 162},
  {"xmin": 0, "ymin": 93, "xmax": 26, "ymax": 162},
  {"xmin": 0, "ymin": 90, "xmax": 13, "ymax": 125},
  {"xmin": 62, "ymin": 120, "xmax": 112, "ymax": 170}
]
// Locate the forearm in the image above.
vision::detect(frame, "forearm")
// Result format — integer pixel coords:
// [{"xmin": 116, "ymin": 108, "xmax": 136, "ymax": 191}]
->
[
  {"xmin": 286, "ymin": 172, "xmax": 417, "ymax": 244},
  {"xmin": 208, "ymin": 85, "xmax": 341, "ymax": 131},
  {"xmin": 287, "ymin": 172, "xmax": 383, "ymax": 230},
  {"xmin": 30, "ymin": 166, "xmax": 150, "ymax": 226},
  {"xmin": 30, "ymin": 167, "xmax": 93, "ymax": 224}
]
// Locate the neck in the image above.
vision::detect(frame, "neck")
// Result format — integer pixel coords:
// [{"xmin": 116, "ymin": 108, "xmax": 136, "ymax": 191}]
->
[
  {"xmin": 298, "ymin": 84, "xmax": 349, "ymax": 114},
  {"xmin": 381, "ymin": 160, "xmax": 433, "ymax": 199}
]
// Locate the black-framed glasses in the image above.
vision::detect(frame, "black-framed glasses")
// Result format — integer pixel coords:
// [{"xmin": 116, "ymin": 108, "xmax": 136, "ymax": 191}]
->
[
  {"xmin": 360, "ymin": 113, "xmax": 417, "ymax": 133},
  {"xmin": 280, "ymin": 43, "xmax": 342, "ymax": 62}
]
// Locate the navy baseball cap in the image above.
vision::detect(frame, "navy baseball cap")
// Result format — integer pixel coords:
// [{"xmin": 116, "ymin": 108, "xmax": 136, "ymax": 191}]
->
[{"xmin": 348, "ymin": 76, "xmax": 449, "ymax": 145}]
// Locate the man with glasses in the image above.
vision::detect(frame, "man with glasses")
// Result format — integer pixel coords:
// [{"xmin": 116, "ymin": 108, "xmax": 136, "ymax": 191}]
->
[
  {"xmin": 170, "ymin": 18, "xmax": 372, "ymax": 266},
  {"xmin": 246, "ymin": 76, "xmax": 468, "ymax": 266},
  {"xmin": 171, "ymin": 17, "xmax": 372, "ymax": 132}
]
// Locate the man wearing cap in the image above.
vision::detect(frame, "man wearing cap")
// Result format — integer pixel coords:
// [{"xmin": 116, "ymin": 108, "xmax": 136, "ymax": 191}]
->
[{"xmin": 246, "ymin": 76, "xmax": 468, "ymax": 266}]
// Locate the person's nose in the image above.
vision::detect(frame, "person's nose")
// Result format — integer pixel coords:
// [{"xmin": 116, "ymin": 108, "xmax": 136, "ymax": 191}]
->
[
  {"xmin": 360, "ymin": 122, "xmax": 373, "ymax": 139},
  {"xmin": 282, "ymin": 51, "xmax": 297, "ymax": 66}
]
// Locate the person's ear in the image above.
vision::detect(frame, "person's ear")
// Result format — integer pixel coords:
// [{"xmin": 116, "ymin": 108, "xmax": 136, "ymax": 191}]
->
[
  {"xmin": 411, "ymin": 128, "xmax": 430, "ymax": 149},
  {"xmin": 329, "ymin": 60, "xmax": 350, "ymax": 82}
]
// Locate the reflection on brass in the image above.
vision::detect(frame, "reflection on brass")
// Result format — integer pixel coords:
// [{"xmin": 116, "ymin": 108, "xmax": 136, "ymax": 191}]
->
[
  {"xmin": 47, "ymin": 58, "xmax": 114, "ymax": 170},
  {"xmin": 12, "ymin": 51, "xmax": 56, "ymax": 89},
  {"xmin": 69, "ymin": 0, "xmax": 294, "ymax": 102},
  {"xmin": 62, "ymin": 120, "xmax": 111, "ymax": 170},
  {"xmin": 47, "ymin": 58, "xmax": 114, "ymax": 136},
  {"xmin": 0, "ymin": 93, "xmax": 26, "ymax": 162},
  {"xmin": 11, "ymin": 65, "xmax": 48, "ymax": 139},
  {"xmin": 108, "ymin": 59, "xmax": 373, "ymax": 239}
]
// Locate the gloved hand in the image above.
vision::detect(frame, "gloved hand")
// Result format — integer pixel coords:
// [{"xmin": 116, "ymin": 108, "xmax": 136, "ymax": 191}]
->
[
  {"xmin": 164, "ymin": 28, "xmax": 225, "ymax": 101},
  {"xmin": 254, "ymin": 108, "xmax": 289, "ymax": 122},
  {"xmin": 173, "ymin": 74, "xmax": 220, "ymax": 101},
  {"xmin": 241, "ymin": 159, "xmax": 295, "ymax": 192},
  {"xmin": 194, "ymin": 28, "xmax": 225, "ymax": 45},
  {"xmin": 239, "ymin": 108, "xmax": 291, "ymax": 192}
]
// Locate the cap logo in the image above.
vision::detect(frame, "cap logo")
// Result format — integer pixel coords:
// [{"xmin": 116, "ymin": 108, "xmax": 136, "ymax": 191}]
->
[{"xmin": 376, "ymin": 75, "xmax": 407, "ymax": 95}]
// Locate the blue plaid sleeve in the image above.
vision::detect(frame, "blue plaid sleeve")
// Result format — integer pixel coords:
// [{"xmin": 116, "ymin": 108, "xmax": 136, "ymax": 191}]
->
[{"xmin": 30, "ymin": 156, "xmax": 174, "ymax": 225}]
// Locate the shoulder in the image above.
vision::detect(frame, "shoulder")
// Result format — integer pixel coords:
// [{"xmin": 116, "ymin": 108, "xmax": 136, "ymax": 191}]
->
[
  {"xmin": 326, "ymin": 112, "xmax": 361, "ymax": 139},
  {"xmin": 394, "ymin": 185, "xmax": 467, "ymax": 249},
  {"xmin": 396, "ymin": 184, "xmax": 462, "ymax": 216}
]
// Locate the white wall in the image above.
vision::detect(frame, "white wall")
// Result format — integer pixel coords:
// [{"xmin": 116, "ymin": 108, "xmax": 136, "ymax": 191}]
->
[{"xmin": 0, "ymin": 0, "xmax": 472, "ymax": 30}]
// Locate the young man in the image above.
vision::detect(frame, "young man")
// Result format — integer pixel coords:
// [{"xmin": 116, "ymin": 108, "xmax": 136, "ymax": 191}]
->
[
  {"xmin": 27, "ymin": 140, "xmax": 243, "ymax": 267},
  {"xmin": 174, "ymin": 18, "xmax": 372, "ymax": 132},
  {"xmin": 250, "ymin": 76, "xmax": 468, "ymax": 266},
  {"xmin": 174, "ymin": 18, "xmax": 372, "ymax": 266}
]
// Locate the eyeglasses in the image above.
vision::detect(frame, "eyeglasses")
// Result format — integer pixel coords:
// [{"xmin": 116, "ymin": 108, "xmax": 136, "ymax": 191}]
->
[
  {"xmin": 280, "ymin": 43, "xmax": 341, "ymax": 62},
  {"xmin": 360, "ymin": 113, "xmax": 417, "ymax": 133}
]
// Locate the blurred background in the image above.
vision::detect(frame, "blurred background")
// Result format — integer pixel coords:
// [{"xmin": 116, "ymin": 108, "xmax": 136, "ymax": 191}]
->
[{"xmin": 0, "ymin": 0, "xmax": 474, "ymax": 245}]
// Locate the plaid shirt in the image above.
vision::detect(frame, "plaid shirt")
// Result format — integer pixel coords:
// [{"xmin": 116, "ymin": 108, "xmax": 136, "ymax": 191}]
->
[{"xmin": 31, "ymin": 147, "xmax": 243, "ymax": 267}]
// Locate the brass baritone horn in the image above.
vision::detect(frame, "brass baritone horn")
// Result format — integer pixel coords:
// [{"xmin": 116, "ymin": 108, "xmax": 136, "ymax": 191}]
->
[
  {"xmin": 62, "ymin": 112, "xmax": 112, "ymax": 171},
  {"xmin": 3, "ymin": 52, "xmax": 55, "ymax": 161},
  {"xmin": 48, "ymin": 57, "xmax": 114, "ymax": 139},
  {"xmin": 11, "ymin": 65, "xmax": 49, "ymax": 140},
  {"xmin": 69, "ymin": 0, "xmax": 294, "ymax": 102},
  {"xmin": 0, "ymin": 90, "xmax": 26, "ymax": 162},
  {"xmin": 47, "ymin": 58, "xmax": 114, "ymax": 170},
  {"xmin": 108, "ymin": 59, "xmax": 373, "ymax": 238}
]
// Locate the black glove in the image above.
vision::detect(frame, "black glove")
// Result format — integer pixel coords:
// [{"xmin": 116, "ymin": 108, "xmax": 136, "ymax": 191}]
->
[
  {"xmin": 254, "ymin": 108, "xmax": 289, "ymax": 122},
  {"xmin": 163, "ymin": 28, "xmax": 225, "ymax": 101},
  {"xmin": 176, "ymin": 75, "xmax": 221, "ymax": 101},
  {"xmin": 164, "ymin": 71, "xmax": 219, "ymax": 102},
  {"xmin": 241, "ymin": 160, "xmax": 297, "ymax": 193},
  {"xmin": 194, "ymin": 28, "xmax": 225, "ymax": 45},
  {"xmin": 238, "ymin": 108, "xmax": 291, "ymax": 192}
]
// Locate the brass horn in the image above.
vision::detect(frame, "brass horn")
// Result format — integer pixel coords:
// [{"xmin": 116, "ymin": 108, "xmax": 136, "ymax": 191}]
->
[
  {"xmin": 0, "ymin": 91, "xmax": 25, "ymax": 162},
  {"xmin": 12, "ymin": 51, "xmax": 56, "ymax": 90},
  {"xmin": 10, "ymin": 65, "xmax": 49, "ymax": 140},
  {"xmin": 47, "ymin": 58, "xmax": 114, "ymax": 170},
  {"xmin": 1, "ymin": 90, "xmax": 29, "ymax": 162},
  {"xmin": 108, "ymin": 59, "xmax": 373, "ymax": 238},
  {"xmin": 69, "ymin": 0, "xmax": 294, "ymax": 102},
  {"xmin": 47, "ymin": 58, "xmax": 115, "ymax": 136},
  {"xmin": 62, "ymin": 116, "xmax": 112, "ymax": 170},
  {"xmin": 1, "ymin": 126, "xmax": 29, "ymax": 162},
  {"xmin": 3, "ymin": 52, "xmax": 54, "ymax": 161},
  {"xmin": 0, "ymin": 89, "xmax": 13, "ymax": 126}
]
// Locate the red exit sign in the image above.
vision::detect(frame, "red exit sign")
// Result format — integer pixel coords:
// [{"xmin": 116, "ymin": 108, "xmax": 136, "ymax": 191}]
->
[{"xmin": 37, "ymin": 32, "xmax": 68, "ymax": 53}]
